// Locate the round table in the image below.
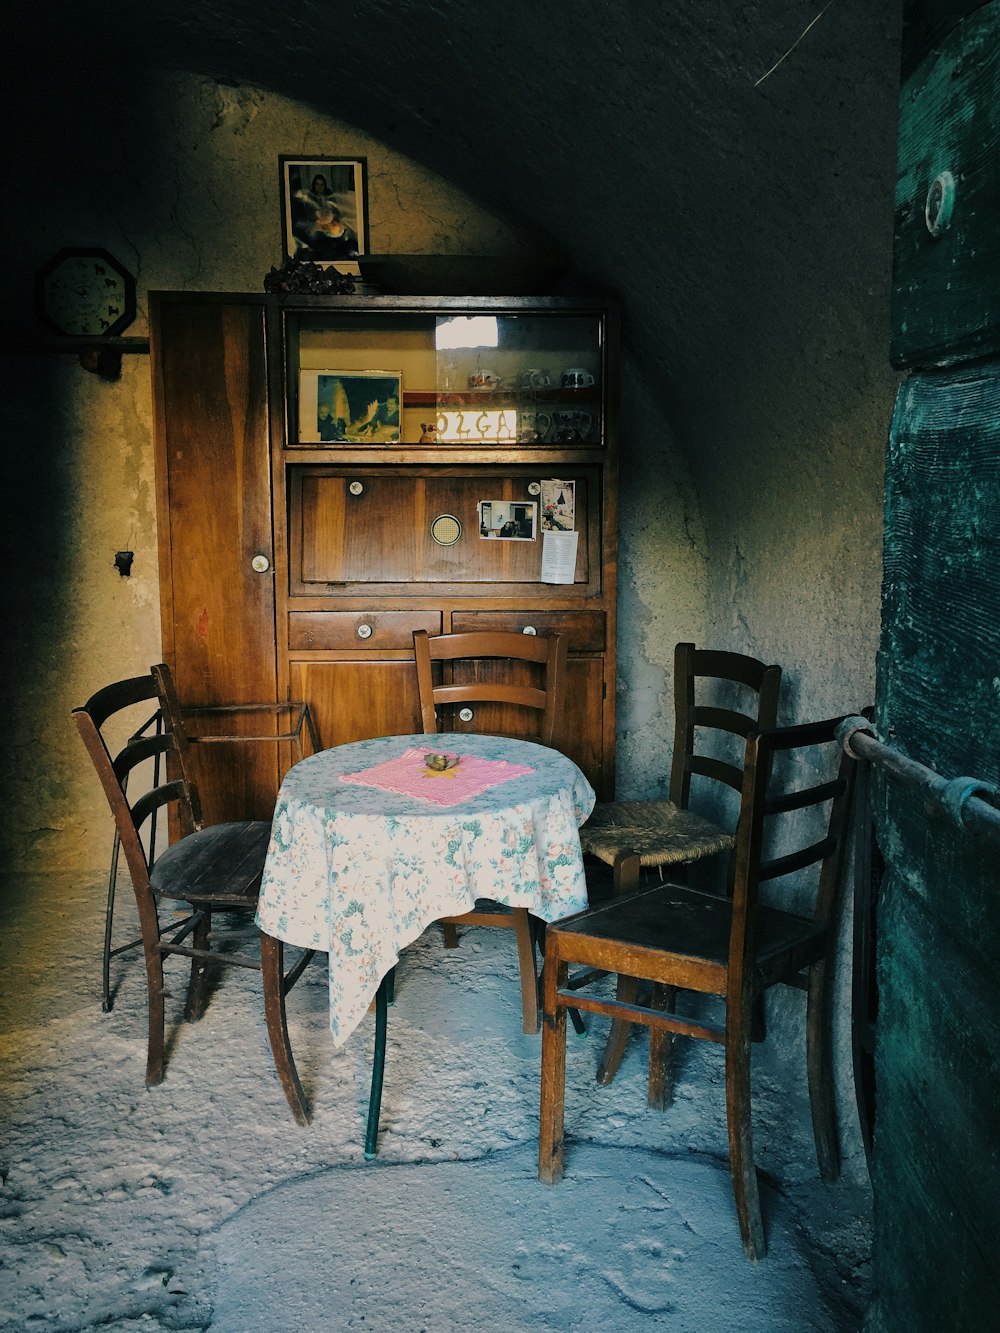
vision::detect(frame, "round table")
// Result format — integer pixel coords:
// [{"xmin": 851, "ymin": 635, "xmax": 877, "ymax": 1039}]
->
[{"xmin": 256, "ymin": 733, "xmax": 595, "ymax": 1045}]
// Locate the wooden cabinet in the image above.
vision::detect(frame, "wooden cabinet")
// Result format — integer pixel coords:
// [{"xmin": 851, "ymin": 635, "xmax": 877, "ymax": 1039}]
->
[{"xmin": 151, "ymin": 291, "xmax": 619, "ymax": 808}]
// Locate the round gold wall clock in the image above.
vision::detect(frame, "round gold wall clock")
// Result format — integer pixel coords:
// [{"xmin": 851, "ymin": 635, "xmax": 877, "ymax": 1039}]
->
[{"xmin": 36, "ymin": 247, "xmax": 137, "ymax": 338}]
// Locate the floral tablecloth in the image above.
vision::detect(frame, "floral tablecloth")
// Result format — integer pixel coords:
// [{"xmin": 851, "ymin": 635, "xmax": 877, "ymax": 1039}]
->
[{"xmin": 255, "ymin": 733, "xmax": 595, "ymax": 1045}]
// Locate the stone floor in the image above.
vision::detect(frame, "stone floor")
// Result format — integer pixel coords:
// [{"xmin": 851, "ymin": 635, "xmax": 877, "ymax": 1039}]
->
[{"xmin": 0, "ymin": 871, "xmax": 872, "ymax": 1330}]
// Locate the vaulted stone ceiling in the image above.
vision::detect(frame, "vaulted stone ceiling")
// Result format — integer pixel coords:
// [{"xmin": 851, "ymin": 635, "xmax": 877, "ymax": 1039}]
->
[{"xmin": 8, "ymin": 1, "xmax": 902, "ymax": 450}]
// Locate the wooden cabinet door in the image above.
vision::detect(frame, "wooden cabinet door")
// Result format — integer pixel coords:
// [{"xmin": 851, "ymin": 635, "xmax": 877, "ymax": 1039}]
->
[
  {"xmin": 151, "ymin": 296, "xmax": 279, "ymax": 823},
  {"xmin": 289, "ymin": 661, "xmax": 423, "ymax": 749}
]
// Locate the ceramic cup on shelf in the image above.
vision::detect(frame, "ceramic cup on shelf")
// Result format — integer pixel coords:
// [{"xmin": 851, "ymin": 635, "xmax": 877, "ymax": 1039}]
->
[
  {"xmin": 551, "ymin": 409, "xmax": 592, "ymax": 442},
  {"xmin": 561, "ymin": 367, "xmax": 595, "ymax": 389},
  {"xmin": 517, "ymin": 409, "xmax": 552, "ymax": 443},
  {"xmin": 518, "ymin": 368, "xmax": 551, "ymax": 389}
]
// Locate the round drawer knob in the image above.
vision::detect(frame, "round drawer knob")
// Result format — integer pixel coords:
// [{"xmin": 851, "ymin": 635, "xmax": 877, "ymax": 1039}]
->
[
  {"xmin": 356, "ymin": 623, "xmax": 374, "ymax": 640},
  {"xmin": 349, "ymin": 481, "xmax": 365, "ymax": 496},
  {"xmin": 251, "ymin": 554, "xmax": 270, "ymax": 574},
  {"xmin": 458, "ymin": 707, "xmax": 475, "ymax": 722},
  {"xmin": 522, "ymin": 625, "xmax": 537, "ymax": 635}
]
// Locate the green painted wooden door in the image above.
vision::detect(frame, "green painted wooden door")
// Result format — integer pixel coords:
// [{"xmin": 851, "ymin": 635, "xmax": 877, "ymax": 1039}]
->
[{"xmin": 868, "ymin": 3, "xmax": 1000, "ymax": 1327}]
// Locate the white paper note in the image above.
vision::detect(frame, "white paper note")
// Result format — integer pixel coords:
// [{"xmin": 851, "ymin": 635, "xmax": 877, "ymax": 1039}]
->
[{"xmin": 540, "ymin": 530, "xmax": 579, "ymax": 584}]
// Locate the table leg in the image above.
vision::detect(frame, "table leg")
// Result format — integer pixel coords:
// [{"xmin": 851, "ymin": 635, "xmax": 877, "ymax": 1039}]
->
[{"xmin": 364, "ymin": 968, "xmax": 393, "ymax": 1159}]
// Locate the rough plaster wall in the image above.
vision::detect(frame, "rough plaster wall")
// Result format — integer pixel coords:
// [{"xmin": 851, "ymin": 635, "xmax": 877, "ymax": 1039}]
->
[
  {"xmin": 674, "ymin": 13, "xmax": 901, "ymax": 726},
  {"xmin": 615, "ymin": 360, "xmax": 709, "ymax": 798},
  {"xmin": 0, "ymin": 70, "xmax": 697, "ymax": 874},
  {"xmin": 0, "ymin": 355, "xmax": 160, "ymax": 870}
]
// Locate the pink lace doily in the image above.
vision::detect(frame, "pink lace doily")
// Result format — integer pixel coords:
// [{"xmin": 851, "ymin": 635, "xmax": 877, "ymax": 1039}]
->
[{"xmin": 338, "ymin": 748, "xmax": 535, "ymax": 807}]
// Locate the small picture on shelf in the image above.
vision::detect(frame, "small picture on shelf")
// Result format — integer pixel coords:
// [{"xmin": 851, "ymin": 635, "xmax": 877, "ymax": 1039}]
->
[
  {"xmin": 299, "ymin": 370, "xmax": 402, "ymax": 443},
  {"xmin": 279, "ymin": 156, "xmax": 368, "ymax": 271},
  {"xmin": 477, "ymin": 500, "xmax": 537, "ymax": 541}
]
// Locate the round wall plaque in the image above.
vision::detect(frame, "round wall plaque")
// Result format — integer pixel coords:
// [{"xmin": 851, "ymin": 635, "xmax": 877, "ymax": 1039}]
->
[{"xmin": 430, "ymin": 514, "xmax": 462, "ymax": 546}]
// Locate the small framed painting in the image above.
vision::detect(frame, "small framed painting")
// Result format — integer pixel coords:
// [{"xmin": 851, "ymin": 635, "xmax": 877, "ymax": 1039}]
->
[
  {"xmin": 299, "ymin": 369, "xmax": 402, "ymax": 444},
  {"xmin": 279, "ymin": 156, "xmax": 368, "ymax": 268}
]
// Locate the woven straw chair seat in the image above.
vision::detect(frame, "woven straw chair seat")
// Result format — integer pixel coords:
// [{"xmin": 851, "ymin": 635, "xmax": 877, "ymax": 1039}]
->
[{"xmin": 579, "ymin": 799, "xmax": 735, "ymax": 868}]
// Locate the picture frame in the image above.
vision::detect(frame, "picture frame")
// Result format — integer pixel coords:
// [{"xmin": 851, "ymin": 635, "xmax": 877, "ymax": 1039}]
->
[
  {"xmin": 279, "ymin": 156, "xmax": 369, "ymax": 269},
  {"xmin": 299, "ymin": 369, "xmax": 402, "ymax": 444}
]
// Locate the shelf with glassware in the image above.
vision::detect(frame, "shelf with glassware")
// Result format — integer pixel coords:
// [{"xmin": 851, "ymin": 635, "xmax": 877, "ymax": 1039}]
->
[
  {"xmin": 406, "ymin": 387, "xmax": 600, "ymax": 446},
  {"xmin": 287, "ymin": 304, "xmax": 606, "ymax": 448}
]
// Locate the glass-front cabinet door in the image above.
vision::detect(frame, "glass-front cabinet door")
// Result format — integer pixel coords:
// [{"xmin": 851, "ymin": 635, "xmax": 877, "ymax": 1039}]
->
[{"xmin": 285, "ymin": 304, "xmax": 606, "ymax": 448}]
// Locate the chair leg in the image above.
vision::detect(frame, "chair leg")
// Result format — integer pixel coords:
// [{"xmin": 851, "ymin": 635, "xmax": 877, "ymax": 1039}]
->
[
  {"xmin": 102, "ymin": 828, "xmax": 122, "ymax": 1013},
  {"xmin": 647, "ymin": 984, "xmax": 677, "ymax": 1110},
  {"xmin": 144, "ymin": 945, "xmax": 167, "ymax": 1088},
  {"xmin": 725, "ymin": 997, "xmax": 765, "ymax": 1261},
  {"xmin": 184, "ymin": 911, "xmax": 211, "ymax": 1022},
  {"xmin": 596, "ymin": 852, "xmax": 643, "ymax": 1084},
  {"xmin": 364, "ymin": 971, "xmax": 391, "ymax": 1159},
  {"xmin": 260, "ymin": 932, "xmax": 311, "ymax": 1127},
  {"xmin": 806, "ymin": 959, "xmax": 839, "ymax": 1181},
  {"xmin": 539, "ymin": 956, "xmax": 569, "ymax": 1184},
  {"xmin": 513, "ymin": 908, "xmax": 540, "ymax": 1034},
  {"xmin": 442, "ymin": 922, "xmax": 459, "ymax": 948},
  {"xmin": 751, "ymin": 993, "xmax": 767, "ymax": 1043},
  {"xmin": 596, "ymin": 973, "xmax": 640, "ymax": 1085}
]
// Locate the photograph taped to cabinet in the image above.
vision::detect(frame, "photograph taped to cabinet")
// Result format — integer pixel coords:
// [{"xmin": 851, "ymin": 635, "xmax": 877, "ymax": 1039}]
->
[
  {"xmin": 478, "ymin": 500, "xmax": 537, "ymax": 541},
  {"xmin": 540, "ymin": 479, "xmax": 575, "ymax": 531},
  {"xmin": 299, "ymin": 369, "xmax": 401, "ymax": 443}
]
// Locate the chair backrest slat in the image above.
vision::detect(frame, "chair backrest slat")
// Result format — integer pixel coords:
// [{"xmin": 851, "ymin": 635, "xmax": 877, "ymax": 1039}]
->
[
  {"xmin": 413, "ymin": 629, "xmax": 568, "ymax": 747},
  {"xmin": 112, "ymin": 731, "xmax": 173, "ymax": 784},
  {"xmin": 689, "ymin": 754, "xmax": 745, "ymax": 793},
  {"xmin": 669, "ymin": 642, "xmax": 782, "ymax": 810},
  {"xmin": 727, "ymin": 717, "xmax": 858, "ymax": 985}
]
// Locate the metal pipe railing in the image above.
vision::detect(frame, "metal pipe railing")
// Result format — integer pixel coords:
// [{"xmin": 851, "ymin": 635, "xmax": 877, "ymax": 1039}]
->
[{"xmin": 836, "ymin": 716, "xmax": 1000, "ymax": 841}]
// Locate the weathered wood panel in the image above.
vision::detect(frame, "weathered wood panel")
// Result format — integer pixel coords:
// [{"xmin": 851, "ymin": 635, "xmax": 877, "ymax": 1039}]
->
[
  {"xmin": 869, "ymin": 361, "xmax": 1000, "ymax": 1329},
  {"xmin": 891, "ymin": 4, "xmax": 1000, "ymax": 369},
  {"xmin": 151, "ymin": 295, "xmax": 280, "ymax": 823}
]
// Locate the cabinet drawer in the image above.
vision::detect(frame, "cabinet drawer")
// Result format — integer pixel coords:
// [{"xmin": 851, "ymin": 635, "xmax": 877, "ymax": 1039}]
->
[
  {"xmin": 450, "ymin": 610, "xmax": 605, "ymax": 652},
  {"xmin": 288, "ymin": 610, "xmax": 441, "ymax": 651}
]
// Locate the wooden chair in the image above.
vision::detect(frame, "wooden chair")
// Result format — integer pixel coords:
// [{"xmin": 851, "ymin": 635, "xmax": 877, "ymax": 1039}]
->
[
  {"xmin": 96, "ymin": 664, "xmax": 319, "ymax": 1013},
  {"xmin": 580, "ymin": 641, "xmax": 782, "ymax": 1082},
  {"xmin": 412, "ymin": 628, "xmax": 569, "ymax": 1033},
  {"xmin": 73, "ymin": 670, "xmax": 315, "ymax": 1125},
  {"xmin": 539, "ymin": 717, "xmax": 857, "ymax": 1260}
]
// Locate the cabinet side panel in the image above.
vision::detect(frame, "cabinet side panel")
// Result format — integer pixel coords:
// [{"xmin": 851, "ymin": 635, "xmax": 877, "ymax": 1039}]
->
[{"xmin": 151, "ymin": 296, "xmax": 279, "ymax": 822}]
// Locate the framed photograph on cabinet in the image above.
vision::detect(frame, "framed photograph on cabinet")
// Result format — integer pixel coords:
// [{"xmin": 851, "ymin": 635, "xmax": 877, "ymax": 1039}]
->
[
  {"xmin": 279, "ymin": 156, "xmax": 368, "ymax": 269},
  {"xmin": 299, "ymin": 369, "xmax": 402, "ymax": 443}
]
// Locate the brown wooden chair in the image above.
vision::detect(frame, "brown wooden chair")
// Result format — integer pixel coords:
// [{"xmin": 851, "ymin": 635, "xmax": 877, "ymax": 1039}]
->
[
  {"xmin": 412, "ymin": 628, "xmax": 569, "ymax": 1033},
  {"xmin": 96, "ymin": 664, "xmax": 319, "ymax": 1013},
  {"xmin": 73, "ymin": 670, "xmax": 315, "ymax": 1125},
  {"xmin": 539, "ymin": 716, "xmax": 858, "ymax": 1260},
  {"xmin": 580, "ymin": 641, "xmax": 782, "ymax": 1082}
]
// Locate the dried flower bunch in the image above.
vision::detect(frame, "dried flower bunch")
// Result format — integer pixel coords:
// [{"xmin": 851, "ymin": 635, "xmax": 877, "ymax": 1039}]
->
[{"xmin": 263, "ymin": 257, "xmax": 356, "ymax": 295}]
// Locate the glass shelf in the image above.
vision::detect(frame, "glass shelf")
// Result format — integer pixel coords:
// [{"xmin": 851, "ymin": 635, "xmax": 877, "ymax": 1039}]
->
[{"xmin": 285, "ymin": 308, "xmax": 605, "ymax": 447}]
